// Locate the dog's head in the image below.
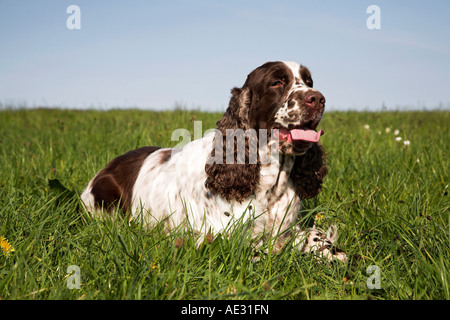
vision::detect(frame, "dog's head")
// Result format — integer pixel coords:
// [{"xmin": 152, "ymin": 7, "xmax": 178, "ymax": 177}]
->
[
  {"xmin": 239, "ymin": 61, "xmax": 325, "ymax": 155},
  {"xmin": 206, "ymin": 61, "xmax": 327, "ymax": 201}
]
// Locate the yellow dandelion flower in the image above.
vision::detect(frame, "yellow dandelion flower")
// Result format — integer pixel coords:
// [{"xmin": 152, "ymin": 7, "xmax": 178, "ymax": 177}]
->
[
  {"xmin": 150, "ymin": 262, "xmax": 158, "ymax": 270},
  {"xmin": 316, "ymin": 213, "xmax": 324, "ymax": 221},
  {"xmin": 0, "ymin": 236, "xmax": 15, "ymax": 255},
  {"xmin": 342, "ymin": 276, "xmax": 354, "ymax": 285}
]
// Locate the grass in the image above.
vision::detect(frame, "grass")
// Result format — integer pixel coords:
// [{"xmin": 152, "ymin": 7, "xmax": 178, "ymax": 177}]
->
[{"xmin": 0, "ymin": 108, "xmax": 448, "ymax": 300}]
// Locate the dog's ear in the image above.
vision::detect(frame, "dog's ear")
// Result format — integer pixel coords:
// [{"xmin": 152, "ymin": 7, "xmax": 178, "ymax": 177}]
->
[
  {"xmin": 216, "ymin": 87, "xmax": 252, "ymax": 131},
  {"xmin": 291, "ymin": 143, "xmax": 327, "ymax": 199},
  {"xmin": 205, "ymin": 87, "xmax": 260, "ymax": 203}
]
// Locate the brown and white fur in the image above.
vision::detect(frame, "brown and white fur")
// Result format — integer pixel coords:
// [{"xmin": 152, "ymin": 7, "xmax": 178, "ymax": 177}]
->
[{"xmin": 81, "ymin": 61, "xmax": 346, "ymax": 262}]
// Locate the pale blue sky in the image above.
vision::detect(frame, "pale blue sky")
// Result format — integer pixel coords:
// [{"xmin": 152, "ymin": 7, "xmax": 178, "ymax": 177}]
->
[{"xmin": 1, "ymin": 0, "xmax": 449, "ymax": 111}]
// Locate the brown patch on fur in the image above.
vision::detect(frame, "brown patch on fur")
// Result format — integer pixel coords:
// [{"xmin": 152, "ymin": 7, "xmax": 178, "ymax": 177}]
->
[
  {"xmin": 90, "ymin": 146, "xmax": 161, "ymax": 214},
  {"xmin": 300, "ymin": 65, "xmax": 313, "ymax": 88},
  {"xmin": 158, "ymin": 149, "xmax": 172, "ymax": 164}
]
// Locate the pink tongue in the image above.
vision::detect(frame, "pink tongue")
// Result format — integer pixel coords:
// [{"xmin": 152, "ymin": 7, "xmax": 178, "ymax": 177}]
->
[{"xmin": 277, "ymin": 128, "xmax": 324, "ymax": 143}]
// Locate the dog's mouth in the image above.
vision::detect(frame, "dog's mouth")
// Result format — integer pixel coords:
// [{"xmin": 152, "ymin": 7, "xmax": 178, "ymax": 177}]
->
[{"xmin": 272, "ymin": 121, "xmax": 323, "ymax": 154}]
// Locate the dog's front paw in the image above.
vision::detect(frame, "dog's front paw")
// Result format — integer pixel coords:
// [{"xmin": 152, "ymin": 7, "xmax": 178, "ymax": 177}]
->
[{"xmin": 302, "ymin": 225, "xmax": 347, "ymax": 263}]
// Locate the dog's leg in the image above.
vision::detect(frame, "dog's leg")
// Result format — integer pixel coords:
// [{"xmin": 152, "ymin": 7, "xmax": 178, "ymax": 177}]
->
[{"xmin": 293, "ymin": 225, "xmax": 347, "ymax": 262}]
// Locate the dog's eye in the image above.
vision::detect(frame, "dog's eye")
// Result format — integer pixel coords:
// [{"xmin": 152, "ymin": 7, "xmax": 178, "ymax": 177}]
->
[{"xmin": 270, "ymin": 80, "xmax": 284, "ymax": 88}]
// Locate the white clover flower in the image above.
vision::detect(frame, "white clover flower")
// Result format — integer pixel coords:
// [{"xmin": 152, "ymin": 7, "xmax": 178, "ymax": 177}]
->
[
  {"xmin": 364, "ymin": 124, "xmax": 370, "ymax": 130},
  {"xmin": 403, "ymin": 140, "xmax": 410, "ymax": 146},
  {"xmin": 394, "ymin": 129, "xmax": 400, "ymax": 136},
  {"xmin": 395, "ymin": 137, "xmax": 402, "ymax": 142},
  {"xmin": 385, "ymin": 127, "xmax": 391, "ymax": 133}
]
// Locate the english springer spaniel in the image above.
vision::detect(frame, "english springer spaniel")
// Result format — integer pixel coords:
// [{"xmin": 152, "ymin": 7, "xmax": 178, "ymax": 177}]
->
[{"xmin": 81, "ymin": 61, "xmax": 347, "ymax": 262}]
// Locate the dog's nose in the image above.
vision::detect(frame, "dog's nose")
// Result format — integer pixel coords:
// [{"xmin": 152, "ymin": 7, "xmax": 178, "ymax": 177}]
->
[{"xmin": 304, "ymin": 92, "xmax": 325, "ymax": 110}]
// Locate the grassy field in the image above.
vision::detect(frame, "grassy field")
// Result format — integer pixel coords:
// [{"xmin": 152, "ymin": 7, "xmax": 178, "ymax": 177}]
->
[{"xmin": 0, "ymin": 108, "xmax": 448, "ymax": 300}]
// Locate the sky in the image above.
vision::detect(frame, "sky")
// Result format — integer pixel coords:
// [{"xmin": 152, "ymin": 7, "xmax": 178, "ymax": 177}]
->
[{"xmin": 0, "ymin": 0, "xmax": 449, "ymax": 112}]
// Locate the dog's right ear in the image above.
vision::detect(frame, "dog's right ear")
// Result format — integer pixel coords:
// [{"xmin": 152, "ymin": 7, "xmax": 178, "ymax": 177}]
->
[
  {"xmin": 216, "ymin": 86, "xmax": 252, "ymax": 132},
  {"xmin": 205, "ymin": 86, "xmax": 260, "ymax": 203}
]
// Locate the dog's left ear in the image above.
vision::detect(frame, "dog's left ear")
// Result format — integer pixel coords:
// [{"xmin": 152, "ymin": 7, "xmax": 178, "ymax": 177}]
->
[{"xmin": 291, "ymin": 143, "xmax": 328, "ymax": 199}]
